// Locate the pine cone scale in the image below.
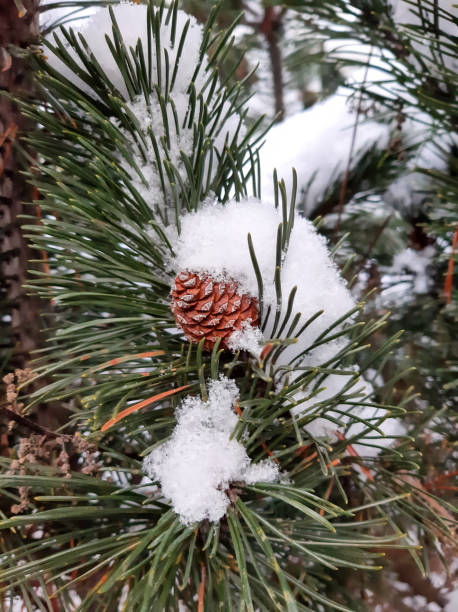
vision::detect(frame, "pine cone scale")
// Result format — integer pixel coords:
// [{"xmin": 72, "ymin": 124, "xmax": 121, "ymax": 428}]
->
[{"xmin": 171, "ymin": 271, "xmax": 259, "ymax": 350}]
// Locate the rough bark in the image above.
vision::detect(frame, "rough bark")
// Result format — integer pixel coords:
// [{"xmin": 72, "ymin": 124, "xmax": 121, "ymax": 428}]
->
[{"xmin": 0, "ymin": 0, "xmax": 42, "ymax": 367}]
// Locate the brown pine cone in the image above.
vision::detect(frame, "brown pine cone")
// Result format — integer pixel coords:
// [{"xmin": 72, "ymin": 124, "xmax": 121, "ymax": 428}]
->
[{"xmin": 171, "ymin": 271, "xmax": 259, "ymax": 351}]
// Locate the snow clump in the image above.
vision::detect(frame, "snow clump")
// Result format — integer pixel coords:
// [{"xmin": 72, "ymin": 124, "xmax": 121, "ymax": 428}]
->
[
  {"xmin": 45, "ymin": 2, "xmax": 203, "ymax": 101},
  {"xmin": 45, "ymin": 3, "xmax": 245, "ymax": 217},
  {"xmin": 226, "ymin": 321, "xmax": 264, "ymax": 358},
  {"xmin": 170, "ymin": 197, "xmax": 405, "ymax": 454},
  {"xmin": 259, "ymin": 94, "xmax": 390, "ymax": 214},
  {"xmin": 142, "ymin": 376, "xmax": 279, "ymax": 524},
  {"xmin": 170, "ymin": 196, "xmax": 355, "ymax": 351}
]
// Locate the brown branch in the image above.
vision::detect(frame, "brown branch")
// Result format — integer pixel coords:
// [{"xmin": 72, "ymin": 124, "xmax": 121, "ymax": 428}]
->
[
  {"xmin": 198, "ymin": 562, "xmax": 206, "ymax": 612},
  {"xmin": 259, "ymin": 8, "xmax": 285, "ymax": 121},
  {"xmin": 333, "ymin": 51, "xmax": 373, "ymax": 242},
  {"xmin": 1, "ymin": 405, "xmax": 71, "ymax": 440}
]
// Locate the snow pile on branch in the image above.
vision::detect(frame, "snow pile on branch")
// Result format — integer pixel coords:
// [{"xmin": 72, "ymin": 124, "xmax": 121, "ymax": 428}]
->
[
  {"xmin": 45, "ymin": 3, "xmax": 244, "ymax": 216},
  {"xmin": 259, "ymin": 40, "xmax": 454, "ymax": 218},
  {"xmin": 259, "ymin": 94, "xmax": 390, "ymax": 214},
  {"xmin": 295, "ymin": 349, "xmax": 406, "ymax": 457},
  {"xmin": 171, "ymin": 197, "xmax": 354, "ymax": 345},
  {"xmin": 170, "ymin": 197, "xmax": 405, "ymax": 454},
  {"xmin": 45, "ymin": 3, "xmax": 204, "ymax": 101},
  {"xmin": 142, "ymin": 377, "xmax": 279, "ymax": 524},
  {"xmin": 384, "ymin": 138, "xmax": 451, "ymax": 216},
  {"xmin": 259, "ymin": 90, "xmax": 454, "ymax": 219},
  {"xmin": 389, "ymin": 0, "xmax": 457, "ymax": 75},
  {"xmin": 170, "ymin": 197, "xmax": 353, "ymax": 373},
  {"xmin": 380, "ymin": 245, "xmax": 435, "ymax": 303}
]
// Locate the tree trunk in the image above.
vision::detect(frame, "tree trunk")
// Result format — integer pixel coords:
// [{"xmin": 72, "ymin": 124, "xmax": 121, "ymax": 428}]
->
[{"xmin": 0, "ymin": 0, "xmax": 42, "ymax": 368}]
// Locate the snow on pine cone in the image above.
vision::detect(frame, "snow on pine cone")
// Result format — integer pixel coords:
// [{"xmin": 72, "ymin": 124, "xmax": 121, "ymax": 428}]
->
[{"xmin": 171, "ymin": 272, "xmax": 259, "ymax": 351}]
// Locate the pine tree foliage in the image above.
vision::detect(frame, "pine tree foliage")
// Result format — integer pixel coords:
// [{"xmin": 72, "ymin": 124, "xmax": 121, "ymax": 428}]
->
[
  {"xmin": 281, "ymin": 0, "xmax": 457, "ymax": 430},
  {"xmin": 0, "ymin": 1, "xmax": 456, "ymax": 610},
  {"xmin": 280, "ymin": 3, "xmax": 454, "ymax": 603},
  {"xmin": 265, "ymin": 2, "xmax": 458, "ymax": 602}
]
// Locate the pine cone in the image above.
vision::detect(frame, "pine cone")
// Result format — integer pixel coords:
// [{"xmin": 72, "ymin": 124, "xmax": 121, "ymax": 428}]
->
[{"xmin": 171, "ymin": 271, "xmax": 259, "ymax": 351}]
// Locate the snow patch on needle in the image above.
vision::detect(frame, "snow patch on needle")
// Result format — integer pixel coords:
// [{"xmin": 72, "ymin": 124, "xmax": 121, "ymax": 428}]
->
[{"xmin": 227, "ymin": 321, "xmax": 264, "ymax": 358}]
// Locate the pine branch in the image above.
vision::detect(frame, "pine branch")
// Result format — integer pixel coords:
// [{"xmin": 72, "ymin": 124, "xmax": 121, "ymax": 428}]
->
[
  {"xmin": 1, "ymin": 2, "xmax": 455, "ymax": 610},
  {"xmin": 0, "ymin": 405, "xmax": 71, "ymax": 439}
]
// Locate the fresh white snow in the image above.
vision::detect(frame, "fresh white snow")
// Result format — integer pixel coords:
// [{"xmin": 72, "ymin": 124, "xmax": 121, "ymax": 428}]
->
[
  {"xmin": 385, "ymin": 137, "xmax": 451, "ymax": 216},
  {"xmin": 169, "ymin": 197, "xmax": 404, "ymax": 454},
  {"xmin": 44, "ymin": 3, "xmax": 245, "ymax": 218},
  {"xmin": 382, "ymin": 246, "xmax": 435, "ymax": 299},
  {"xmin": 259, "ymin": 93, "xmax": 391, "ymax": 214},
  {"xmin": 45, "ymin": 3, "xmax": 204, "ymax": 100},
  {"xmin": 226, "ymin": 321, "xmax": 264, "ymax": 358},
  {"xmin": 142, "ymin": 376, "xmax": 279, "ymax": 524}
]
